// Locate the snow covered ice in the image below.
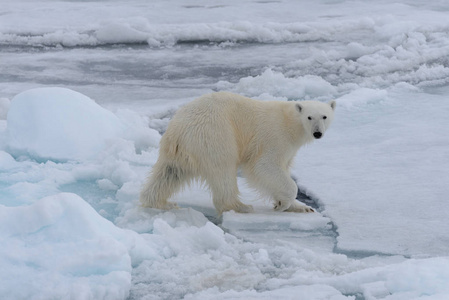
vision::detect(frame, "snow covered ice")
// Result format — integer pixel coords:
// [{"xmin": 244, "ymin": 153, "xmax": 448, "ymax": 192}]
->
[
  {"xmin": 6, "ymin": 87, "xmax": 126, "ymax": 161},
  {"xmin": 1, "ymin": 0, "xmax": 449, "ymax": 299}
]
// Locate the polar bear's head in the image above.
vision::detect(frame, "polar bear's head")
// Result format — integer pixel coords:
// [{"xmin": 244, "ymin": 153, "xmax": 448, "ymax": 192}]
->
[{"xmin": 296, "ymin": 100, "xmax": 336, "ymax": 140}]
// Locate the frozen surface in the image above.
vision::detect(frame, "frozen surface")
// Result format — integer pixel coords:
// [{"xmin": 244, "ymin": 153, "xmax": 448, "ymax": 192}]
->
[{"xmin": 1, "ymin": 0, "xmax": 449, "ymax": 299}]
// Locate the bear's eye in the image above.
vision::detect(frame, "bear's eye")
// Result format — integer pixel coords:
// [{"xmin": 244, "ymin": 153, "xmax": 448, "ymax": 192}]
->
[
  {"xmin": 308, "ymin": 116, "xmax": 312, "ymax": 120},
  {"xmin": 323, "ymin": 116, "xmax": 327, "ymax": 120}
]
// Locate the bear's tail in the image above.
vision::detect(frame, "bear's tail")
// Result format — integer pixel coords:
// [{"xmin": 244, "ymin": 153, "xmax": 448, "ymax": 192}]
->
[{"xmin": 139, "ymin": 160, "xmax": 186, "ymax": 210}]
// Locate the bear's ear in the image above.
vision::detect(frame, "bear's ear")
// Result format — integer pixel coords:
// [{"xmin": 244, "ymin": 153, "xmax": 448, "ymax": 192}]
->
[
  {"xmin": 329, "ymin": 100, "xmax": 336, "ymax": 111},
  {"xmin": 296, "ymin": 103, "xmax": 302, "ymax": 113}
]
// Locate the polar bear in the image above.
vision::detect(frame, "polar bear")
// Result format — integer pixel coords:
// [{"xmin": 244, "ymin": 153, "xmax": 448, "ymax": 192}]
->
[{"xmin": 140, "ymin": 92, "xmax": 335, "ymax": 214}]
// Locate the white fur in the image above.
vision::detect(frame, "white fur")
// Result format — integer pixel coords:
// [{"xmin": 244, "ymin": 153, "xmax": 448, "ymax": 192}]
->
[{"xmin": 140, "ymin": 92, "xmax": 335, "ymax": 214}]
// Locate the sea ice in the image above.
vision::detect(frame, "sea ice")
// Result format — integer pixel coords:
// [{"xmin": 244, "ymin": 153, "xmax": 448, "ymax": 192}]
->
[
  {"xmin": 0, "ymin": 193, "xmax": 137, "ymax": 300},
  {"xmin": 0, "ymin": 82, "xmax": 448, "ymax": 300},
  {"xmin": 217, "ymin": 68, "xmax": 337, "ymax": 101}
]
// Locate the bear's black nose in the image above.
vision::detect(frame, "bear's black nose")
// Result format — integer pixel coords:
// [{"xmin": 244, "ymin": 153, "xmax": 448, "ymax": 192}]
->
[{"xmin": 313, "ymin": 132, "xmax": 322, "ymax": 139}]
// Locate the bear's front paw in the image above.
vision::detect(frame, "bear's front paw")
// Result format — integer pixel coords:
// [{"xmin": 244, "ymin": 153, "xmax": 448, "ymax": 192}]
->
[
  {"xmin": 274, "ymin": 200, "xmax": 291, "ymax": 212},
  {"xmin": 284, "ymin": 201, "xmax": 315, "ymax": 213}
]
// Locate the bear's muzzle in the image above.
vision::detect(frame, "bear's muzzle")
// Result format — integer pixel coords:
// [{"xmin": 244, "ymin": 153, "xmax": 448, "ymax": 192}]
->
[{"xmin": 313, "ymin": 132, "xmax": 322, "ymax": 139}]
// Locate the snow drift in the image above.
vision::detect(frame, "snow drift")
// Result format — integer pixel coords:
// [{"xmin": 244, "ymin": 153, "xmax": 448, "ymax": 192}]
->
[{"xmin": 6, "ymin": 87, "xmax": 124, "ymax": 161}]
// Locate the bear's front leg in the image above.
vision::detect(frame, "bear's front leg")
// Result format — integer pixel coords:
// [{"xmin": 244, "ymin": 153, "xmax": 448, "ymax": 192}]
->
[
  {"xmin": 269, "ymin": 171, "xmax": 299, "ymax": 212},
  {"xmin": 248, "ymin": 156, "xmax": 315, "ymax": 213}
]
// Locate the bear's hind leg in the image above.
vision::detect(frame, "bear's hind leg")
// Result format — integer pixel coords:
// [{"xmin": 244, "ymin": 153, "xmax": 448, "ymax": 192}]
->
[
  {"xmin": 140, "ymin": 159, "xmax": 189, "ymax": 210},
  {"xmin": 206, "ymin": 169, "xmax": 253, "ymax": 215}
]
